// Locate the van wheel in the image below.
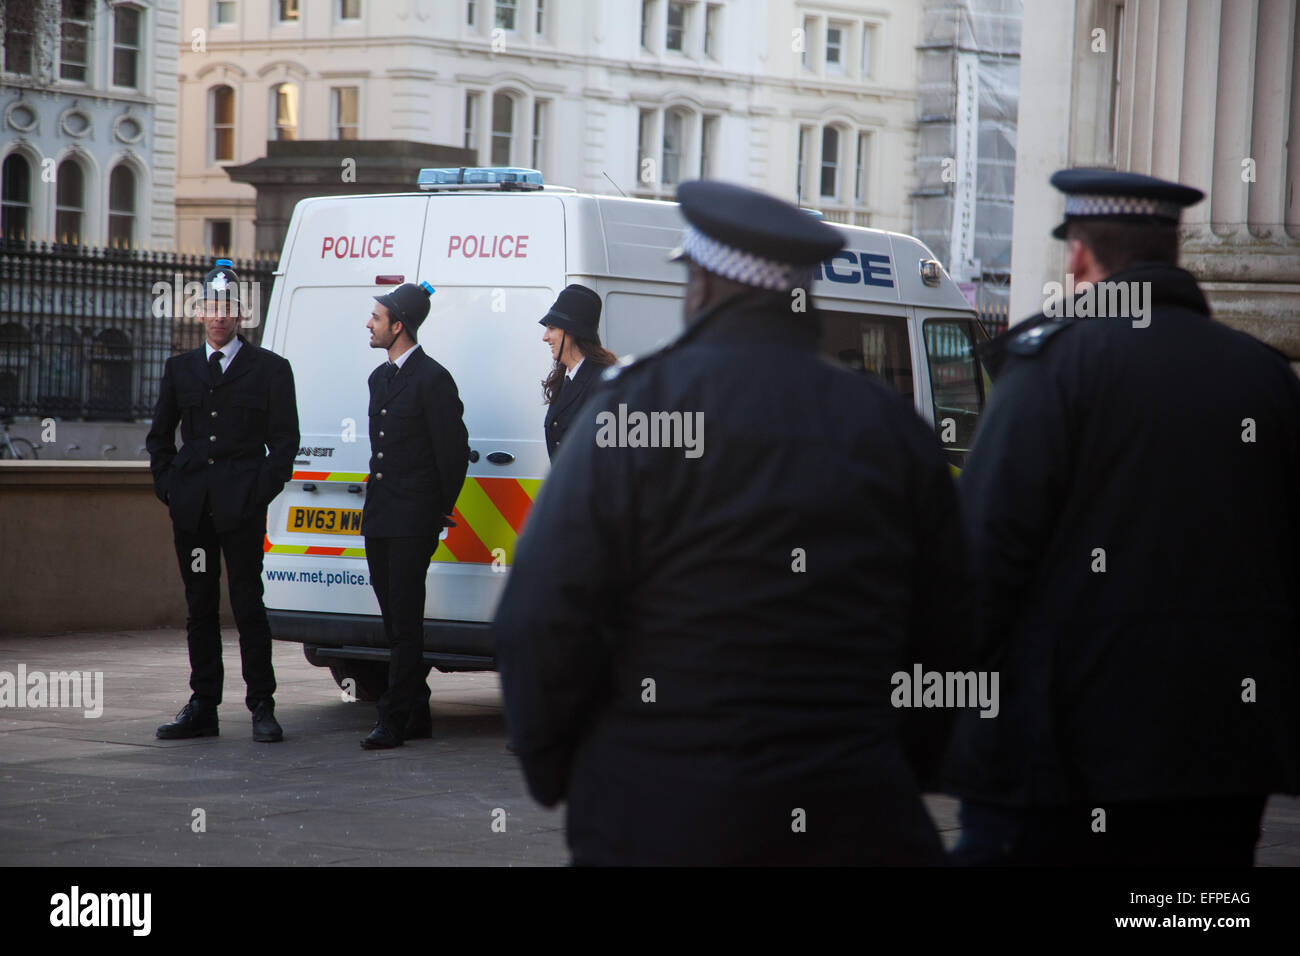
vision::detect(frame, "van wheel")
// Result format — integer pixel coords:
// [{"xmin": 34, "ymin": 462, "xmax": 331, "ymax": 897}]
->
[{"xmin": 329, "ymin": 661, "xmax": 388, "ymax": 702}]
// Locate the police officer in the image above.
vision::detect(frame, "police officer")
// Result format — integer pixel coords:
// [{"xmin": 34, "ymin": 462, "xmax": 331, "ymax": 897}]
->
[
  {"xmin": 540, "ymin": 284, "xmax": 616, "ymax": 462},
  {"xmin": 944, "ymin": 169, "xmax": 1300, "ymax": 865},
  {"xmin": 148, "ymin": 259, "xmax": 300, "ymax": 742},
  {"xmin": 360, "ymin": 282, "xmax": 470, "ymax": 749},
  {"xmin": 493, "ymin": 180, "xmax": 972, "ymax": 865}
]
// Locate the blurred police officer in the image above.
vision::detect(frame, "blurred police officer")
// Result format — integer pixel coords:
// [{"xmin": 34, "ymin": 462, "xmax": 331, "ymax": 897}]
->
[
  {"xmin": 360, "ymin": 282, "xmax": 470, "ymax": 749},
  {"xmin": 945, "ymin": 170, "xmax": 1300, "ymax": 865},
  {"xmin": 494, "ymin": 180, "xmax": 972, "ymax": 865},
  {"xmin": 540, "ymin": 284, "xmax": 616, "ymax": 462},
  {"xmin": 148, "ymin": 259, "xmax": 300, "ymax": 742}
]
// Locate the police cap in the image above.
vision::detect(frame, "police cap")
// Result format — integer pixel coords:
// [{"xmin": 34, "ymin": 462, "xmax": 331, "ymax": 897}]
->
[
  {"xmin": 669, "ymin": 180, "xmax": 844, "ymax": 291},
  {"xmin": 1050, "ymin": 168, "xmax": 1204, "ymax": 239},
  {"xmin": 202, "ymin": 258, "xmax": 240, "ymax": 302},
  {"xmin": 374, "ymin": 281, "xmax": 435, "ymax": 332}
]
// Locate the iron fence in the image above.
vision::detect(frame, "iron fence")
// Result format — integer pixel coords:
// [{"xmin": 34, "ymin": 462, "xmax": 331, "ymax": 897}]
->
[{"xmin": 0, "ymin": 240, "xmax": 276, "ymax": 422}]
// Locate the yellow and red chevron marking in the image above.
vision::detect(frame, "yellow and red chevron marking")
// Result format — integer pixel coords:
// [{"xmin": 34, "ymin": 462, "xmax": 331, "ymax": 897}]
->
[{"xmin": 263, "ymin": 474, "xmax": 542, "ymax": 565}]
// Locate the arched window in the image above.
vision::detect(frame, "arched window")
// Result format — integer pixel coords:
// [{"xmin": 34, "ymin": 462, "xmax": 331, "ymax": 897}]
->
[
  {"xmin": 0, "ymin": 322, "xmax": 32, "ymax": 411},
  {"xmin": 662, "ymin": 109, "xmax": 687, "ymax": 187},
  {"xmin": 108, "ymin": 165, "xmax": 136, "ymax": 246},
  {"xmin": 1, "ymin": 154, "xmax": 32, "ymax": 240},
  {"xmin": 90, "ymin": 329, "xmax": 133, "ymax": 419},
  {"xmin": 820, "ymin": 126, "xmax": 840, "ymax": 199},
  {"xmin": 491, "ymin": 92, "xmax": 515, "ymax": 165},
  {"xmin": 271, "ymin": 83, "xmax": 298, "ymax": 141},
  {"xmin": 210, "ymin": 85, "xmax": 235, "ymax": 162},
  {"xmin": 56, "ymin": 160, "xmax": 86, "ymax": 244}
]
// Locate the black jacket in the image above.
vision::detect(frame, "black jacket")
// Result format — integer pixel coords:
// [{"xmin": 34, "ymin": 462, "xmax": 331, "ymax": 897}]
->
[
  {"xmin": 944, "ymin": 263, "xmax": 1300, "ymax": 807},
  {"xmin": 146, "ymin": 337, "xmax": 299, "ymax": 534},
  {"xmin": 543, "ymin": 358, "xmax": 602, "ymax": 462},
  {"xmin": 361, "ymin": 347, "xmax": 470, "ymax": 539},
  {"xmin": 494, "ymin": 294, "xmax": 972, "ymax": 865}
]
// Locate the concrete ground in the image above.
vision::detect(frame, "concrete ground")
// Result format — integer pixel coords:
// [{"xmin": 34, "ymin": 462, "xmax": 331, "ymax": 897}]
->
[{"xmin": 1, "ymin": 629, "xmax": 1297, "ymax": 867}]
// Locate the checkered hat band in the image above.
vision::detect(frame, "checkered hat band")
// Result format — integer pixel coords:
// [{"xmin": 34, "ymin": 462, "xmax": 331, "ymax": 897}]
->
[
  {"xmin": 680, "ymin": 224, "xmax": 814, "ymax": 292},
  {"xmin": 1064, "ymin": 193, "xmax": 1183, "ymax": 221}
]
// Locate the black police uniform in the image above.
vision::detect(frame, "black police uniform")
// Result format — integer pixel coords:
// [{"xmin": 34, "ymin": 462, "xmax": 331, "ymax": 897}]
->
[
  {"xmin": 544, "ymin": 358, "xmax": 600, "ymax": 461},
  {"xmin": 541, "ymin": 284, "xmax": 608, "ymax": 461},
  {"xmin": 494, "ymin": 181, "xmax": 973, "ymax": 865},
  {"xmin": 361, "ymin": 284, "xmax": 470, "ymax": 746},
  {"xmin": 147, "ymin": 266, "xmax": 299, "ymax": 731},
  {"xmin": 943, "ymin": 171, "xmax": 1300, "ymax": 866}
]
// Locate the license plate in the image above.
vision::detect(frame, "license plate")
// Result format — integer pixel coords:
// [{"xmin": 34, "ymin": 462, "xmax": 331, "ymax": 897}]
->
[{"xmin": 287, "ymin": 506, "xmax": 363, "ymax": 536}]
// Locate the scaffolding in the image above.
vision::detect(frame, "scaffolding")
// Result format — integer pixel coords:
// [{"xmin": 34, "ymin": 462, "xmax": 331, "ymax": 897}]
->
[{"xmin": 913, "ymin": 0, "xmax": 1021, "ymax": 319}]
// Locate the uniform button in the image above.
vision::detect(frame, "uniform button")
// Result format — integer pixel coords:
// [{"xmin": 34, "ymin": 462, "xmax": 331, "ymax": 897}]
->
[
  {"xmin": 210, "ymin": 410, "xmax": 217, "ymax": 417},
  {"xmin": 209, "ymin": 435, "xmax": 216, "ymax": 442},
  {"xmin": 378, "ymin": 430, "xmax": 384, "ymax": 437},
  {"xmin": 375, "ymin": 472, "xmax": 383, "ymax": 480},
  {"xmin": 381, "ymin": 409, "xmax": 387, "ymax": 416},
  {"xmin": 207, "ymin": 458, "xmax": 214, "ymax": 465},
  {"xmin": 377, "ymin": 452, "xmax": 383, "ymax": 459}
]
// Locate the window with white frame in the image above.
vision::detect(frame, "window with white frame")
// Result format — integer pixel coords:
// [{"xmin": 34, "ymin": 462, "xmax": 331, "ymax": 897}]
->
[
  {"xmin": 271, "ymin": 83, "xmax": 298, "ymax": 141},
  {"xmin": 699, "ymin": 114, "xmax": 718, "ymax": 178},
  {"xmin": 531, "ymin": 100, "xmax": 547, "ymax": 170},
  {"xmin": 340, "ymin": 0, "xmax": 361, "ymax": 20},
  {"xmin": 210, "ymin": 85, "xmax": 235, "ymax": 162},
  {"xmin": 640, "ymin": 1, "xmax": 653, "ymax": 50},
  {"xmin": 535, "ymin": 0, "xmax": 546, "ymax": 36},
  {"xmin": 333, "ymin": 87, "xmax": 359, "ymax": 139},
  {"xmin": 491, "ymin": 92, "xmax": 515, "ymax": 165},
  {"xmin": 703, "ymin": 4, "xmax": 721, "ymax": 59},
  {"xmin": 108, "ymin": 165, "xmax": 136, "ymax": 246},
  {"xmin": 662, "ymin": 109, "xmax": 685, "ymax": 186},
  {"xmin": 55, "ymin": 159, "xmax": 85, "ymax": 243},
  {"xmin": 464, "ymin": 91, "xmax": 480, "ymax": 152},
  {"xmin": 1, "ymin": 154, "xmax": 32, "ymax": 239},
  {"xmin": 496, "ymin": 0, "xmax": 518, "ymax": 32},
  {"xmin": 59, "ymin": 0, "xmax": 93, "ymax": 82},
  {"xmin": 214, "ymin": 1, "xmax": 236, "ymax": 27},
  {"xmin": 278, "ymin": 0, "xmax": 299, "ymax": 23},
  {"xmin": 819, "ymin": 126, "xmax": 839, "ymax": 199},
  {"xmin": 112, "ymin": 5, "xmax": 141, "ymax": 88},
  {"xmin": 467, "ymin": 0, "xmax": 477, "ymax": 26},
  {"xmin": 826, "ymin": 21, "xmax": 846, "ymax": 74},
  {"xmin": 2, "ymin": 2, "xmax": 36, "ymax": 75},
  {"xmin": 666, "ymin": 2, "xmax": 685, "ymax": 52}
]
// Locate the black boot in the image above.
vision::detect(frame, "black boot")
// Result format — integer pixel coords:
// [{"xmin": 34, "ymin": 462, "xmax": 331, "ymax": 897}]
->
[
  {"xmin": 361, "ymin": 721, "xmax": 402, "ymax": 750},
  {"xmin": 157, "ymin": 701, "xmax": 219, "ymax": 740},
  {"xmin": 251, "ymin": 699, "xmax": 283, "ymax": 743}
]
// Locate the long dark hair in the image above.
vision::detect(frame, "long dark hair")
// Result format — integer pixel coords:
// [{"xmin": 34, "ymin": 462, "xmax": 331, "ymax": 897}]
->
[{"xmin": 543, "ymin": 333, "xmax": 616, "ymax": 404}]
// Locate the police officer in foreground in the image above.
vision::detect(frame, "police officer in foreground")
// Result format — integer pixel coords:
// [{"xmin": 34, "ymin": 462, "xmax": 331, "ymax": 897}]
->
[
  {"xmin": 493, "ymin": 180, "xmax": 972, "ymax": 865},
  {"xmin": 148, "ymin": 259, "xmax": 300, "ymax": 742},
  {"xmin": 944, "ymin": 170, "xmax": 1300, "ymax": 865},
  {"xmin": 360, "ymin": 282, "xmax": 470, "ymax": 750}
]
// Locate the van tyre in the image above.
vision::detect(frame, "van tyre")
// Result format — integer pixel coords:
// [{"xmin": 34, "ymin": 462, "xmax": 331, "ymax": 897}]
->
[{"xmin": 329, "ymin": 661, "xmax": 388, "ymax": 702}]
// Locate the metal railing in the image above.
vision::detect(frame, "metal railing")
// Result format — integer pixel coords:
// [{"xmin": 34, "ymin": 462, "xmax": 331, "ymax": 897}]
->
[{"xmin": 0, "ymin": 240, "xmax": 275, "ymax": 421}]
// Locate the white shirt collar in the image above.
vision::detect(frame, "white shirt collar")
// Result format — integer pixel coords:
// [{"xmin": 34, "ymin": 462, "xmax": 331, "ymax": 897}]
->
[
  {"xmin": 566, "ymin": 356, "xmax": 585, "ymax": 381},
  {"xmin": 206, "ymin": 335, "xmax": 241, "ymax": 372},
  {"xmin": 392, "ymin": 342, "xmax": 421, "ymax": 369}
]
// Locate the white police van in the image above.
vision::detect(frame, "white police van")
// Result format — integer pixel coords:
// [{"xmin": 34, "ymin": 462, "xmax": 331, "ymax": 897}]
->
[{"xmin": 257, "ymin": 167, "xmax": 989, "ymax": 699}]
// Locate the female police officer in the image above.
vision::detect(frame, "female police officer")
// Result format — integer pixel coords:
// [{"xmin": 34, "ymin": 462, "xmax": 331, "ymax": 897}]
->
[{"xmin": 539, "ymin": 284, "xmax": 615, "ymax": 462}]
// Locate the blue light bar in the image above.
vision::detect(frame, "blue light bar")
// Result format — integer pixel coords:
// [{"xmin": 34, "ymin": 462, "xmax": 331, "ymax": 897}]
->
[{"xmin": 417, "ymin": 167, "xmax": 544, "ymax": 189}]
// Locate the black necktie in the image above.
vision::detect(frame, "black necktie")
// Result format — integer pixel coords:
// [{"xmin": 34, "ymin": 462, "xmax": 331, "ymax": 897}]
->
[{"xmin": 209, "ymin": 350, "xmax": 224, "ymax": 384}]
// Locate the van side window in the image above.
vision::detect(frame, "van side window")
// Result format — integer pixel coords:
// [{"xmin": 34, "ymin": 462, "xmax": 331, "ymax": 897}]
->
[
  {"xmin": 923, "ymin": 318, "xmax": 987, "ymax": 467},
  {"xmin": 819, "ymin": 309, "xmax": 913, "ymax": 403}
]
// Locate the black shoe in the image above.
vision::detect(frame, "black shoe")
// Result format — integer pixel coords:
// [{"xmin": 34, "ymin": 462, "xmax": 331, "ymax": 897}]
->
[
  {"xmin": 404, "ymin": 709, "xmax": 433, "ymax": 740},
  {"xmin": 157, "ymin": 702, "xmax": 219, "ymax": 740},
  {"xmin": 251, "ymin": 700, "xmax": 283, "ymax": 743},
  {"xmin": 361, "ymin": 721, "xmax": 402, "ymax": 750}
]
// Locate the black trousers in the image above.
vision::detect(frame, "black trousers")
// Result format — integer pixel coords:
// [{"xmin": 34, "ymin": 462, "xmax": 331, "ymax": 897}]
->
[
  {"xmin": 365, "ymin": 535, "xmax": 438, "ymax": 731},
  {"xmin": 172, "ymin": 504, "xmax": 276, "ymax": 711},
  {"xmin": 951, "ymin": 795, "xmax": 1269, "ymax": 866}
]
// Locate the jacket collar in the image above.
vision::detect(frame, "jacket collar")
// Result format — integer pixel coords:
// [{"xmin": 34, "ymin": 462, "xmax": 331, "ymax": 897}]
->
[
  {"xmin": 550, "ymin": 356, "xmax": 598, "ymax": 415},
  {"xmin": 192, "ymin": 334, "xmax": 257, "ymax": 387}
]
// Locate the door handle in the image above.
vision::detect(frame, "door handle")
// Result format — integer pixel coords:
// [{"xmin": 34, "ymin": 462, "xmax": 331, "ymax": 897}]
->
[{"xmin": 486, "ymin": 452, "xmax": 514, "ymax": 465}]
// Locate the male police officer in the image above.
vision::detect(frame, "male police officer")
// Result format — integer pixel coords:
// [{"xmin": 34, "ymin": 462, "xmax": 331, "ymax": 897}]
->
[
  {"xmin": 945, "ymin": 170, "xmax": 1300, "ymax": 865},
  {"xmin": 360, "ymin": 282, "xmax": 470, "ymax": 750},
  {"xmin": 149, "ymin": 259, "xmax": 300, "ymax": 742},
  {"xmin": 493, "ymin": 180, "xmax": 972, "ymax": 865}
]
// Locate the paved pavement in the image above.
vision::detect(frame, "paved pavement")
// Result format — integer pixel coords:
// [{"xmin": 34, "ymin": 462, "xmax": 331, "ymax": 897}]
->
[{"xmin": 1, "ymin": 630, "xmax": 1297, "ymax": 866}]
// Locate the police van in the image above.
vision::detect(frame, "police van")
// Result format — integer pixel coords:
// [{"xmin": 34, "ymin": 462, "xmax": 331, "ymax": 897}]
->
[{"xmin": 257, "ymin": 167, "xmax": 990, "ymax": 700}]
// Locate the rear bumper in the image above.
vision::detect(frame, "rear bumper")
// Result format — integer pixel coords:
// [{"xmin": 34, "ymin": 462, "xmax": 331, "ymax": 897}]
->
[{"xmin": 268, "ymin": 609, "xmax": 495, "ymax": 671}]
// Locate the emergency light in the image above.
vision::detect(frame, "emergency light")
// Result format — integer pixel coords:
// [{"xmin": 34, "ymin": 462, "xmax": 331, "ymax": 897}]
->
[{"xmin": 417, "ymin": 167, "xmax": 544, "ymax": 191}]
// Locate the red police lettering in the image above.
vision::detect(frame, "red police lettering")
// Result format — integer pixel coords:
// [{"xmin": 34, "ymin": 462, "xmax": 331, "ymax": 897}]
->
[
  {"xmin": 445, "ymin": 234, "xmax": 529, "ymax": 259},
  {"xmin": 320, "ymin": 235, "xmax": 396, "ymax": 259}
]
